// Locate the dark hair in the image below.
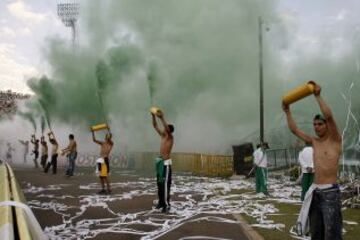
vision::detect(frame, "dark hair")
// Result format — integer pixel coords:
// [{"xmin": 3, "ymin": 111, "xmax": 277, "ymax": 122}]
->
[
  {"xmin": 69, "ymin": 134, "xmax": 74, "ymax": 139},
  {"xmin": 168, "ymin": 124, "xmax": 174, "ymax": 133},
  {"xmin": 314, "ymin": 114, "xmax": 326, "ymax": 123},
  {"xmin": 256, "ymin": 144, "xmax": 261, "ymax": 148}
]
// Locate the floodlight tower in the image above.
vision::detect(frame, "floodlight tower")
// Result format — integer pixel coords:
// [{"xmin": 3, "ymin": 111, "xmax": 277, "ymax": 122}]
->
[{"xmin": 57, "ymin": 1, "xmax": 79, "ymax": 48}]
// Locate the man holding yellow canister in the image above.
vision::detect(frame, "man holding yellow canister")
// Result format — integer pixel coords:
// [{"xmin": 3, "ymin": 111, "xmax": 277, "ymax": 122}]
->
[
  {"xmin": 91, "ymin": 125, "xmax": 113, "ymax": 194},
  {"xmin": 151, "ymin": 107, "xmax": 174, "ymax": 213},
  {"xmin": 282, "ymin": 81, "xmax": 342, "ymax": 239}
]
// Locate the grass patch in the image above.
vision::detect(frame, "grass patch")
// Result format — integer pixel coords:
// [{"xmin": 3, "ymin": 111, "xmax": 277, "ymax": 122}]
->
[
  {"xmin": 343, "ymin": 208, "xmax": 360, "ymax": 240},
  {"xmin": 242, "ymin": 202, "xmax": 300, "ymax": 240},
  {"xmin": 241, "ymin": 200, "xmax": 360, "ymax": 240}
]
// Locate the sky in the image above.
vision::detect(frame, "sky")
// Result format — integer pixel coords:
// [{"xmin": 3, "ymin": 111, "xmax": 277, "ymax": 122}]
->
[
  {"xmin": 0, "ymin": 0, "xmax": 67, "ymax": 93},
  {"xmin": 0, "ymin": 0, "xmax": 359, "ymax": 156}
]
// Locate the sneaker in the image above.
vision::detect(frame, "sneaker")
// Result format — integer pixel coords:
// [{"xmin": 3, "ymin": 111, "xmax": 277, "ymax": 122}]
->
[
  {"xmin": 97, "ymin": 189, "xmax": 107, "ymax": 194},
  {"xmin": 161, "ymin": 207, "xmax": 168, "ymax": 213},
  {"xmin": 155, "ymin": 203, "xmax": 165, "ymax": 209}
]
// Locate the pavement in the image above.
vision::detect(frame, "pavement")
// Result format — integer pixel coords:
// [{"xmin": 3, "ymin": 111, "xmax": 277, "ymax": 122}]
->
[{"xmin": 13, "ymin": 167, "xmax": 264, "ymax": 240}]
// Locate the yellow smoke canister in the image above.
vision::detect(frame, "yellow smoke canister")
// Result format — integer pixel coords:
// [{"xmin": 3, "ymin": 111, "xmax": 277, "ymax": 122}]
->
[
  {"xmin": 150, "ymin": 107, "xmax": 163, "ymax": 117},
  {"xmin": 90, "ymin": 123, "xmax": 109, "ymax": 132},
  {"xmin": 282, "ymin": 81, "xmax": 316, "ymax": 105}
]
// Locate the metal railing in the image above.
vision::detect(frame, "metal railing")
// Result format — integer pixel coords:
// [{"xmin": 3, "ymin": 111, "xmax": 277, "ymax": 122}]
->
[{"xmin": 265, "ymin": 148, "xmax": 301, "ymax": 169}]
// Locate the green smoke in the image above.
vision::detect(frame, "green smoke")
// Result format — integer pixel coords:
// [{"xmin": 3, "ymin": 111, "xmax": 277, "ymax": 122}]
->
[
  {"xmin": 17, "ymin": 111, "xmax": 37, "ymax": 133},
  {"xmin": 27, "ymin": 76, "xmax": 56, "ymax": 130},
  {"xmin": 147, "ymin": 60, "xmax": 161, "ymax": 106},
  {"xmin": 22, "ymin": 0, "xmax": 359, "ymax": 156},
  {"xmin": 39, "ymin": 99, "xmax": 52, "ymax": 131},
  {"xmin": 40, "ymin": 115, "xmax": 45, "ymax": 135}
]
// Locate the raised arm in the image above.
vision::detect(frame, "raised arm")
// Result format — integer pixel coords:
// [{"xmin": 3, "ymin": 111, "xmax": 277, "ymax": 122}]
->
[
  {"xmin": 48, "ymin": 132, "xmax": 57, "ymax": 143},
  {"xmin": 152, "ymin": 113, "xmax": 163, "ymax": 136},
  {"xmin": 92, "ymin": 130, "xmax": 102, "ymax": 145},
  {"xmin": 107, "ymin": 132, "xmax": 114, "ymax": 146},
  {"xmin": 283, "ymin": 103, "xmax": 313, "ymax": 144},
  {"xmin": 48, "ymin": 132, "xmax": 53, "ymax": 139},
  {"xmin": 159, "ymin": 114, "xmax": 171, "ymax": 135},
  {"xmin": 313, "ymin": 85, "xmax": 341, "ymax": 142}
]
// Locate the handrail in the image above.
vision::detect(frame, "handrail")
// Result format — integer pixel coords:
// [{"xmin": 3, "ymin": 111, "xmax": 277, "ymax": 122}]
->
[
  {"xmin": 0, "ymin": 163, "xmax": 47, "ymax": 240},
  {"xmin": 0, "ymin": 163, "xmax": 14, "ymax": 240},
  {"xmin": 7, "ymin": 165, "xmax": 32, "ymax": 240}
]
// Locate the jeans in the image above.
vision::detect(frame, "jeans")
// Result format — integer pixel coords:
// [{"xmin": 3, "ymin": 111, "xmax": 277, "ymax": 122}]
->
[
  {"xmin": 309, "ymin": 186, "xmax": 342, "ymax": 240},
  {"xmin": 66, "ymin": 152, "xmax": 77, "ymax": 176}
]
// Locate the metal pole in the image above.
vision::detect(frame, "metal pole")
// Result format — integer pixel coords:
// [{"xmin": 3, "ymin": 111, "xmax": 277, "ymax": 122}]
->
[{"xmin": 258, "ymin": 17, "xmax": 264, "ymax": 144}]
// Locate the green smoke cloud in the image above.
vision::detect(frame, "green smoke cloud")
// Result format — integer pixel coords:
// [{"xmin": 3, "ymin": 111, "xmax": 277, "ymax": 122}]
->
[{"xmin": 21, "ymin": 0, "xmax": 359, "ymax": 156}]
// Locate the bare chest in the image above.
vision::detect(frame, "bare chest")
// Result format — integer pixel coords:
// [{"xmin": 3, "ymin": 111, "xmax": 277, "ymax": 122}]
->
[{"xmin": 313, "ymin": 140, "xmax": 341, "ymax": 164}]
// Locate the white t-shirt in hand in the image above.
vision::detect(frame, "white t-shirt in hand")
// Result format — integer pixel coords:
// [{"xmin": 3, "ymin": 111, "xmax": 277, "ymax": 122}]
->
[{"xmin": 253, "ymin": 147, "xmax": 267, "ymax": 168}]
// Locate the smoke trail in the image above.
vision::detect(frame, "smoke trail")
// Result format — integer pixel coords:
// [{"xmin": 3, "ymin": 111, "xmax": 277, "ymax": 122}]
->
[
  {"xmin": 39, "ymin": 99, "xmax": 52, "ymax": 131},
  {"xmin": 147, "ymin": 60, "xmax": 160, "ymax": 106},
  {"xmin": 17, "ymin": 111, "xmax": 37, "ymax": 133},
  {"xmin": 41, "ymin": 115, "xmax": 45, "ymax": 135},
  {"xmin": 95, "ymin": 60, "xmax": 111, "ymax": 125}
]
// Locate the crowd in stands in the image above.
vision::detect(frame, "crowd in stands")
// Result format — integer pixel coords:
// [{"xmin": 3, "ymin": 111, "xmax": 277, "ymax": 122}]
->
[{"xmin": 0, "ymin": 90, "xmax": 30, "ymax": 117}]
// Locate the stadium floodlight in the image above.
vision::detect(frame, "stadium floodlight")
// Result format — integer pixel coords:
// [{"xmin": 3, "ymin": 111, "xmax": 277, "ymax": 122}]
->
[{"xmin": 57, "ymin": 1, "xmax": 79, "ymax": 47}]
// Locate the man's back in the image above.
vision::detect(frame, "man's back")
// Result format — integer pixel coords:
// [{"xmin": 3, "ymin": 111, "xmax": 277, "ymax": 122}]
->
[
  {"xmin": 51, "ymin": 141, "xmax": 59, "ymax": 155},
  {"xmin": 33, "ymin": 141, "xmax": 39, "ymax": 151},
  {"xmin": 253, "ymin": 147, "xmax": 267, "ymax": 168},
  {"xmin": 160, "ymin": 133, "xmax": 173, "ymax": 160},
  {"xmin": 41, "ymin": 142, "xmax": 48, "ymax": 155},
  {"xmin": 100, "ymin": 141, "xmax": 113, "ymax": 158},
  {"xmin": 69, "ymin": 139, "xmax": 77, "ymax": 153}
]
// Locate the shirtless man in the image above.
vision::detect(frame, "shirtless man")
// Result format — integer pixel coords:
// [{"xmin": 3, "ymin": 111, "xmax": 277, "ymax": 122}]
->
[
  {"xmin": 5, "ymin": 142, "xmax": 15, "ymax": 164},
  {"xmin": 45, "ymin": 131, "xmax": 59, "ymax": 174},
  {"xmin": 151, "ymin": 111, "xmax": 174, "ymax": 213},
  {"xmin": 92, "ymin": 130, "xmax": 114, "ymax": 194},
  {"xmin": 283, "ymin": 83, "xmax": 342, "ymax": 239},
  {"xmin": 31, "ymin": 135, "xmax": 39, "ymax": 168},
  {"xmin": 18, "ymin": 140, "xmax": 29, "ymax": 163},
  {"xmin": 40, "ymin": 136, "xmax": 48, "ymax": 170},
  {"xmin": 62, "ymin": 134, "xmax": 77, "ymax": 177}
]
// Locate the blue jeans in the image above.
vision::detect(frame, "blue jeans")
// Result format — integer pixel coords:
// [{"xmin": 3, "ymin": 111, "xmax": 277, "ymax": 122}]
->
[
  {"xmin": 309, "ymin": 185, "xmax": 342, "ymax": 240},
  {"xmin": 66, "ymin": 152, "xmax": 77, "ymax": 176}
]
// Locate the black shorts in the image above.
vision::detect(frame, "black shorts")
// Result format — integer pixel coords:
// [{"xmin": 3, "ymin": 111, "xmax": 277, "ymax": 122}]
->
[{"xmin": 33, "ymin": 150, "xmax": 39, "ymax": 159}]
